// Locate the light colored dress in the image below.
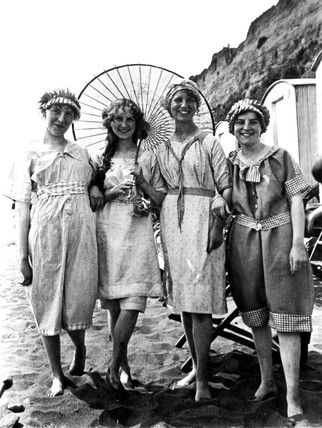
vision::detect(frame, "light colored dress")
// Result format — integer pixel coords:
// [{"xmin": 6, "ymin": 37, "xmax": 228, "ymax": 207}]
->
[
  {"xmin": 96, "ymin": 150, "xmax": 166, "ymax": 300},
  {"xmin": 7, "ymin": 140, "xmax": 98, "ymax": 336},
  {"xmin": 155, "ymin": 132, "xmax": 232, "ymax": 315}
]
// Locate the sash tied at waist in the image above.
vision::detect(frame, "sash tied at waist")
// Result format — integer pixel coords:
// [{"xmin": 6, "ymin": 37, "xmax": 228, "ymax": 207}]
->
[
  {"xmin": 37, "ymin": 181, "xmax": 88, "ymax": 199},
  {"xmin": 167, "ymin": 187, "xmax": 216, "ymax": 198},
  {"xmin": 234, "ymin": 211, "xmax": 291, "ymax": 231}
]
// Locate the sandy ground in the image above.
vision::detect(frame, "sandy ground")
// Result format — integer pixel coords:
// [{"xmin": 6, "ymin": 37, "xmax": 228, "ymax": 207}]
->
[{"xmin": 1, "ymin": 200, "xmax": 322, "ymax": 428}]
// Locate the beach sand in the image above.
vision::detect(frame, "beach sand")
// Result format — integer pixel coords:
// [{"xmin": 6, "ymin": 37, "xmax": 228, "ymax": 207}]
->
[{"xmin": 1, "ymin": 201, "xmax": 322, "ymax": 427}]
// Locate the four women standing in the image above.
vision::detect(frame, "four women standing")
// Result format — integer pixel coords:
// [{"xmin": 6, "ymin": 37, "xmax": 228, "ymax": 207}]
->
[{"xmin": 9, "ymin": 82, "xmax": 314, "ymax": 420}]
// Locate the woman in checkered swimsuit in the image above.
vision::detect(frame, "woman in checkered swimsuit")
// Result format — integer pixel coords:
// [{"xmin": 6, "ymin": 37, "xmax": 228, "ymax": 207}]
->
[
  {"xmin": 8, "ymin": 90, "xmax": 98, "ymax": 397},
  {"xmin": 225, "ymin": 99, "xmax": 314, "ymax": 421}
]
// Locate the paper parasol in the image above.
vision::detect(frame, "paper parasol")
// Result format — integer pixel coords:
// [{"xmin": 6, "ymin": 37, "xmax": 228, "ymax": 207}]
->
[{"xmin": 72, "ymin": 64, "xmax": 215, "ymax": 154}]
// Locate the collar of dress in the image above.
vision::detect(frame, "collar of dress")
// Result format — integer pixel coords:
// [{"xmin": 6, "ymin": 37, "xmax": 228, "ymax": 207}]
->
[
  {"xmin": 60, "ymin": 140, "xmax": 83, "ymax": 160},
  {"xmin": 228, "ymin": 146, "xmax": 279, "ymax": 183}
]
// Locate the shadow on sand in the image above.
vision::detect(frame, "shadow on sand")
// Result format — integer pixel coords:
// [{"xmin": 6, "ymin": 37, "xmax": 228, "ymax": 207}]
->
[{"xmin": 67, "ymin": 349, "xmax": 322, "ymax": 427}]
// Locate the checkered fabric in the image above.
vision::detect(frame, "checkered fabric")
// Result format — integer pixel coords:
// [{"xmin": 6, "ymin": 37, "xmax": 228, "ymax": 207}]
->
[
  {"xmin": 41, "ymin": 96, "xmax": 80, "ymax": 116},
  {"xmin": 37, "ymin": 181, "xmax": 88, "ymax": 199},
  {"xmin": 228, "ymin": 147, "xmax": 279, "ymax": 183},
  {"xmin": 234, "ymin": 211, "xmax": 291, "ymax": 231},
  {"xmin": 269, "ymin": 312, "xmax": 312, "ymax": 332},
  {"xmin": 285, "ymin": 174, "xmax": 309, "ymax": 198},
  {"xmin": 241, "ymin": 307, "xmax": 269, "ymax": 327}
]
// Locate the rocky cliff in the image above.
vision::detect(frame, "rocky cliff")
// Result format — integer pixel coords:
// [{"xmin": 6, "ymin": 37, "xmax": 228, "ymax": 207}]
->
[{"xmin": 192, "ymin": 0, "xmax": 322, "ymax": 121}]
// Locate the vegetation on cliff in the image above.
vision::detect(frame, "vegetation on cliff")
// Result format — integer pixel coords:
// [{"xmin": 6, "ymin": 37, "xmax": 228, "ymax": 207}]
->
[{"xmin": 192, "ymin": 0, "xmax": 322, "ymax": 122}]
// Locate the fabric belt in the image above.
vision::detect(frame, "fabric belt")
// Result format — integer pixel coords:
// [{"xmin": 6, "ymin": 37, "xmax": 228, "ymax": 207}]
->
[
  {"xmin": 167, "ymin": 187, "xmax": 216, "ymax": 198},
  {"xmin": 37, "ymin": 181, "xmax": 88, "ymax": 199},
  {"xmin": 234, "ymin": 211, "xmax": 291, "ymax": 231}
]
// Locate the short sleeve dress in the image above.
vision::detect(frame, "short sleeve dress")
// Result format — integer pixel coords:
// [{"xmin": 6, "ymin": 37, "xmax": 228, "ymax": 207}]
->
[
  {"xmin": 7, "ymin": 140, "xmax": 98, "ymax": 336},
  {"xmin": 155, "ymin": 132, "xmax": 232, "ymax": 315},
  {"xmin": 96, "ymin": 150, "xmax": 167, "ymax": 302},
  {"xmin": 227, "ymin": 146, "xmax": 314, "ymax": 332}
]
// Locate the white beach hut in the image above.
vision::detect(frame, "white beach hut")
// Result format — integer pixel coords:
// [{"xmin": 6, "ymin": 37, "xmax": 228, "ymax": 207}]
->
[
  {"xmin": 261, "ymin": 79, "xmax": 317, "ymax": 185},
  {"xmin": 214, "ymin": 121, "xmax": 238, "ymax": 157},
  {"xmin": 312, "ymin": 50, "xmax": 322, "ymax": 157}
]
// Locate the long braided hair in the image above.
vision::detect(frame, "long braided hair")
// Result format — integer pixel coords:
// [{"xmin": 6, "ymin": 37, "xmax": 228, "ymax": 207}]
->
[{"xmin": 95, "ymin": 99, "xmax": 149, "ymax": 189}]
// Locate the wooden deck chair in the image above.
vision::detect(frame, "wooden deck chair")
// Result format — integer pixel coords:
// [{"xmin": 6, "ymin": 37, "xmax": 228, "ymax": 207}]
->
[{"xmin": 168, "ymin": 285, "xmax": 280, "ymax": 373}]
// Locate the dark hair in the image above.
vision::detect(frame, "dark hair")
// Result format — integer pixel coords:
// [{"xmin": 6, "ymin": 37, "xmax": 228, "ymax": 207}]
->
[{"xmin": 95, "ymin": 99, "xmax": 149, "ymax": 189}]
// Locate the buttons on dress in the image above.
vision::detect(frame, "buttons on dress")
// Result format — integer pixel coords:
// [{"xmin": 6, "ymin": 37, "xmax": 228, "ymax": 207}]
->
[{"xmin": 65, "ymin": 197, "xmax": 72, "ymax": 215}]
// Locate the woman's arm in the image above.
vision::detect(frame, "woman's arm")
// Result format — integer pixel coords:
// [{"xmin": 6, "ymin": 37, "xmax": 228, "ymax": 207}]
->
[
  {"xmin": 15, "ymin": 201, "xmax": 32, "ymax": 286},
  {"xmin": 88, "ymin": 185, "xmax": 105, "ymax": 211},
  {"xmin": 130, "ymin": 165, "xmax": 165, "ymax": 207},
  {"xmin": 289, "ymin": 193, "xmax": 308, "ymax": 275}
]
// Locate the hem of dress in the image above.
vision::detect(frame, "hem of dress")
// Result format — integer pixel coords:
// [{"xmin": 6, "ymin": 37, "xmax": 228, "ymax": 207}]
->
[
  {"xmin": 241, "ymin": 307, "xmax": 269, "ymax": 327},
  {"xmin": 269, "ymin": 312, "xmax": 312, "ymax": 332},
  {"xmin": 172, "ymin": 306, "xmax": 228, "ymax": 315},
  {"xmin": 99, "ymin": 283, "xmax": 161, "ymax": 300},
  {"xmin": 38, "ymin": 323, "xmax": 93, "ymax": 336}
]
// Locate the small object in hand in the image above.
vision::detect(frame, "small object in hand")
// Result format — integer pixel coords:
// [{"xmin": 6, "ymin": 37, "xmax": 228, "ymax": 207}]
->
[
  {"xmin": 207, "ymin": 215, "xmax": 225, "ymax": 253},
  {"xmin": 131, "ymin": 196, "xmax": 151, "ymax": 217}
]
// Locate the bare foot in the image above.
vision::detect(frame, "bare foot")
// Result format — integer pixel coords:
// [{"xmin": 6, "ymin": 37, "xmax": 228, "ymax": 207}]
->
[
  {"xmin": 106, "ymin": 367, "xmax": 123, "ymax": 391},
  {"xmin": 195, "ymin": 380, "xmax": 211, "ymax": 402},
  {"xmin": 69, "ymin": 345, "xmax": 86, "ymax": 376},
  {"xmin": 171, "ymin": 369, "xmax": 196, "ymax": 390},
  {"xmin": 287, "ymin": 399, "xmax": 303, "ymax": 419},
  {"xmin": 48, "ymin": 376, "xmax": 64, "ymax": 397},
  {"xmin": 120, "ymin": 369, "xmax": 134, "ymax": 390},
  {"xmin": 253, "ymin": 382, "xmax": 278, "ymax": 400}
]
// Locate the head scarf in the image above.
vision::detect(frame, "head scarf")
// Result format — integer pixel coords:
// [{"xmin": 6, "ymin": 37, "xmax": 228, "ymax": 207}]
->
[
  {"xmin": 226, "ymin": 99, "xmax": 270, "ymax": 134},
  {"xmin": 163, "ymin": 79, "xmax": 202, "ymax": 110},
  {"xmin": 39, "ymin": 89, "xmax": 81, "ymax": 120}
]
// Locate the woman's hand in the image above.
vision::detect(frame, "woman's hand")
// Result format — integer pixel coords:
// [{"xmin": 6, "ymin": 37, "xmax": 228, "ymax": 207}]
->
[
  {"xmin": 289, "ymin": 242, "xmax": 308, "ymax": 275},
  {"xmin": 111, "ymin": 179, "xmax": 135, "ymax": 196},
  {"xmin": 211, "ymin": 195, "xmax": 231, "ymax": 219},
  {"xmin": 130, "ymin": 165, "xmax": 145, "ymax": 186},
  {"xmin": 89, "ymin": 185, "xmax": 105, "ymax": 211},
  {"xmin": 19, "ymin": 259, "xmax": 32, "ymax": 286},
  {"xmin": 289, "ymin": 193, "xmax": 307, "ymax": 275},
  {"xmin": 207, "ymin": 214, "xmax": 225, "ymax": 253}
]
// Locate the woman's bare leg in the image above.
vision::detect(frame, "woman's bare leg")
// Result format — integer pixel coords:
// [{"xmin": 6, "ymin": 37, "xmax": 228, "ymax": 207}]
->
[
  {"xmin": 192, "ymin": 313, "xmax": 212, "ymax": 401},
  {"xmin": 42, "ymin": 335, "xmax": 65, "ymax": 397},
  {"xmin": 278, "ymin": 332, "xmax": 303, "ymax": 418},
  {"xmin": 173, "ymin": 312, "xmax": 212, "ymax": 401},
  {"xmin": 108, "ymin": 310, "xmax": 139, "ymax": 388},
  {"xmin": 172, "ymin": 312, "xmax": 197, "ymax": 388},
  {"xmin": 108, "ymin": 309, "xmax": 132, "ymax": 387},
  {"xmin": 68, "ymin": 329, "xmax": 86, "ymax": 376},
  {"xmin": 251, "ymin": 325, "xmax": 277, "ymax": 398}
]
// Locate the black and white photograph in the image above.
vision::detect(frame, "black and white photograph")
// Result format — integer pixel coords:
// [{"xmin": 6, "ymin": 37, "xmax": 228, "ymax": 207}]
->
[{"xmin": 1, "ymin": 1, "xmax": 322, "ymax": 427}]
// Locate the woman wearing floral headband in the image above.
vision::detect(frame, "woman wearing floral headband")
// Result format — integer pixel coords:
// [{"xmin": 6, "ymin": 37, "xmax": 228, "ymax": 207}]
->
[
  {"xmin": 92, "ymin": 98, "xmax": 166, "ymax": 393},
  {"xmin": 155, "ymin": 79, "xmax": 232, "ymax": 401},
  {"xmin": 7, "ymin": 89, "xmax": 98, "ymax": 396},
  {"xmin": 226, "ymin": 99, "xmax": 314, "ymax": 424}
]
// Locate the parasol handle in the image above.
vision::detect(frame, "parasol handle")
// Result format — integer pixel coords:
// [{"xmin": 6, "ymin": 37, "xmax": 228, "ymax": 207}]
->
[
  {"xmin": 129, "ymin": 139, "xmax": 143, "ymax": 200},
  {"xmin": 134, "ymin": 139, "xmax": 142, "ymax": 165}
]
